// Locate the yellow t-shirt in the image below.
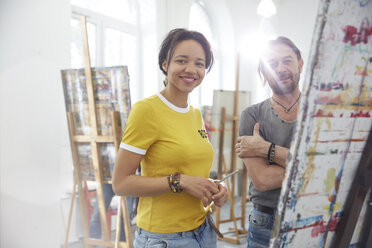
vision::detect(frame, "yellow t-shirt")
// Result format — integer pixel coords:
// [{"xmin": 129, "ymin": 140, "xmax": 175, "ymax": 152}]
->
[{"xmin": 120, "ymin": 93, "xmax": 214, "ymax": 233}]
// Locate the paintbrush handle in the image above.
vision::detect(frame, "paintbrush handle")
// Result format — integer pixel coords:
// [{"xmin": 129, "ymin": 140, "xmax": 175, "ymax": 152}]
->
[{"xmin": 216, "ymin": 169, "xmax": 240, "ymax": 184}]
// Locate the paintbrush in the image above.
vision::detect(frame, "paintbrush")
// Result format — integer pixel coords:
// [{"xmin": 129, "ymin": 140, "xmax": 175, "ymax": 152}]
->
[{"xmin": 216, "ymin": 169, "xmax": 240, "ymax": 185}]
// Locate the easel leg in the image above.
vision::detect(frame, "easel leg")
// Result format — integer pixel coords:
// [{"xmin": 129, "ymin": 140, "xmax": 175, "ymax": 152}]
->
[
  {"xmin": 64, "ymin": 177, "xmax": 78, "ymax": 248},
  {"xmin": 241, "ymin": 166, "xmax": 247, "ymax": 229},
  {"xmin": 114, "ymin": 196, "xmax": 133, "ymax": 248},
  {"xmin": 114, "ymin": 198, "xmax": 122, "ymax": 248},
  {"xmin": 222, "ymin": 156, "xmax": 240, "ymax": 244},
  {"xmin": 122, "ymin": 197, "xmax": 133, "ymax": 248},
  {"xmin": 216, "ymin": 206, "xmax": 221, "ymax": 231},
  {"xmin": 78, "ymin": 179, "xmax": 92, "ymax": 248}
]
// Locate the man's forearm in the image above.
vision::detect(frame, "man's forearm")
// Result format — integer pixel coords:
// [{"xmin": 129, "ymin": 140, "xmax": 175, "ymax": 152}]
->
[
  {"xmin": 272, "ymin": 145, "xmax": 289, "ymax": 168},
  {"xmin": 236, "ymin": 135, "xmax": 290, "ymax": 168},
  {"xmin": 242, "ymin": 157, "xmax": 285, "ymax": 192},
  {"xmin": 255, "ymin": 141, "xmax": 289, "ymax": 168}
]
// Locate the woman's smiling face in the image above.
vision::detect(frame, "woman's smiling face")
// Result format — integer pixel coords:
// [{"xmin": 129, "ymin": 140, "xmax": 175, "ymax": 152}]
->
[{"xmin": 162, "ymin": 39, "xmax": 206, "ymax": 95}]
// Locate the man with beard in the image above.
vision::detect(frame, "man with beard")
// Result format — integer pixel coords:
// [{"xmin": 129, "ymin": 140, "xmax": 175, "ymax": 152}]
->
[{"xmin": 235, "ymin": 36, "xmax": 303, "ymax": 248}]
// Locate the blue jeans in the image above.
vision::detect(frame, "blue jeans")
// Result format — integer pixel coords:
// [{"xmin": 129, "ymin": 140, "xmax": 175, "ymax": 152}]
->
[
  {"xmin": 89, "ymin": 183, "xmax": 136, "ymax": 241},
  {"xmin": 247, "ymin": 207, "xmax": 275, "ymax": 248},
  {"xmin": 133, "ymin": 217, "xmax": 217, "ymax": 248}
]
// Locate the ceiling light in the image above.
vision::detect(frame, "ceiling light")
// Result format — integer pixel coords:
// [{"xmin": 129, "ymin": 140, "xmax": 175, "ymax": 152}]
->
[{"xmin": 257, "ymin": 0, "xmax": 277, "ymax": 18}]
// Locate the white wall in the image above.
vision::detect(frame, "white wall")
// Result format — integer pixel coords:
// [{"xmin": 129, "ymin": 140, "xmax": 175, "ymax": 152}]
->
[
  {"xmin": 226, "ymin": 0, "xmax": 265, "ymax": 104},
  {"xmin": 203, "ymin": 0, "xmax": 237, "ymax": 92},
  {"xmin": 0, "ymin": 0, "xmax": 72, "ymax": 247},
  {"xmin": 0, "ymin": 0, "xmax": 320, "ymax": 247}
]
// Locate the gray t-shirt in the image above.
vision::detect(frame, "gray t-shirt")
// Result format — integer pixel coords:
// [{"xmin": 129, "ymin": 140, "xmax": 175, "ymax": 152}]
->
[{"xmin": 239, "ymin": 99, "xmax": 296, "ymax": 209}]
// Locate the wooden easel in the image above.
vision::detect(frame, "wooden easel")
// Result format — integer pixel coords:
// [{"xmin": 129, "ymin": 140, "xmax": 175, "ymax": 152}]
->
[
  {"xmin": 331, "ymin": 122, "xmax": 372, "ymax": 248},
  {"xmin": 63, "ymin": 16, "xmax": 132, "ymax": 248},
  {"xmin": 215, "ymin": 54, "xmax": 248, "ymax": 244}
]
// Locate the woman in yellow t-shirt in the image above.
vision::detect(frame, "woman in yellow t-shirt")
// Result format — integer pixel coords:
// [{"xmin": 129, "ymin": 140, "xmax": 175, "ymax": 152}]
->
[{"xmin": 112, "ymin": 28, "xmax": 228, "ymax": 247}]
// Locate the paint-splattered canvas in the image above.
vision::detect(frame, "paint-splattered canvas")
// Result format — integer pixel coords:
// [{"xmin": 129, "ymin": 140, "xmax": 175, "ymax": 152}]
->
[
  {"xmin": 61, "ymin": 66, "xmax": 131, "ymax": 181},
  {"xmin": 271, "ymin": 0, "xmax": 372, "ymax": 247}
]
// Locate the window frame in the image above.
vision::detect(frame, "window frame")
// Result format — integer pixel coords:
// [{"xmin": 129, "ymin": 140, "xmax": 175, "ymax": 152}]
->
[{"xmin": 71, "ymin": 4, "xmax": 150, "ymax": 103}]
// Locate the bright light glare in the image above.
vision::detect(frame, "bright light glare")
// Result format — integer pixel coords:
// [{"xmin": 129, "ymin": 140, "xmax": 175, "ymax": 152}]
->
[
  {"xmin": 240, "ymin": 33, "xmax": 274, "ymax": 62},
  {"xmin": 257, "ymin": 0, "xmax": 277, "ymax": 18}
]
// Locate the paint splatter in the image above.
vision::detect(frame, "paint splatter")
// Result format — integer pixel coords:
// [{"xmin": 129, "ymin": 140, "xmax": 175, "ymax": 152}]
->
[
  {"xmin": 342, "ymin": 19, "xmax": 372, "ymax": 46},
  {"xmin": 330, "ymin": 149, "xmax": 338, "ymax": 154},
  {"xmin": 323, "ymin": 202, "xmax": 341, "ymax": 211},
  {"xmin": 317, "ymin": 138, "xmax": 366, "ymax": 143},
  {"xmin": 318, "ymin": 81, "xmax": 345, "ymax": 91},
  {"xmin": 313, "ymin": 109, "xmax": 335, "ymax": 117},
  {"xmin": 311, "ymin": 212, "xmax": 343, "ymax": 237},
  {"xmin": 323, "ymin": 168, "xmax": 336, "ymax": 193},
  {"xmin": 282, "ymin": 215, "xmax": 323, "ymax": 233},
  {"xmin": 314, "ymin": 95, "xmax": 343, "ymax": 105},
  {"xmin": 281, "ymin": 212, "xmax": 343, "ymax": 236},
  {"xmin": 350, "ymin": 110, "xmax": 371, "ymax": 117},
  {"xmin": 359, "ymin": 0, "xmax": 371, "ymax": 8},
  {"xmin": 355, "ymin": 64, "xmax": 371, "ymax": 76}
]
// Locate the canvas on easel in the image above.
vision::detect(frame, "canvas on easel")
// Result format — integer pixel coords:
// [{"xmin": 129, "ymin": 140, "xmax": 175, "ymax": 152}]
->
[
  {"xmin": 210, "ymin": 89, "xmax": 251, "ymax": 175},
  {"xmin": 61, "ymin": 16, "xmax": 133, "ymax": 248},
  {"xmin": 61, "ymin": 66, "xmax": 131, "ymax": 181},
  {"xmin": 270, "ymin": 0, "xmax": 372, "ymax": 247},
  {"xmin": 61, "ymin": 65, "xmax": 133, "ymax": 247},
  {"xmin": 210, "ymin": 87, "xmax": 251, "ymax": 243}
]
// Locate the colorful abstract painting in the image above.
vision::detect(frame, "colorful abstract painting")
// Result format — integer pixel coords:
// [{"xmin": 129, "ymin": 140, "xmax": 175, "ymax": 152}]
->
[
  {"xmin": 271, "ymin": 0, "xmax": 372, "ymax": 247},
  {"xmin": 61, "ymin": 66, "xmax": 131, "ymax": 181}
]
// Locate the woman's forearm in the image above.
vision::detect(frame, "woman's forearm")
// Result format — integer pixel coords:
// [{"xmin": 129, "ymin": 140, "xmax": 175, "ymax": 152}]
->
[{"xmin": 113, "ymin": 174, "xmax": 171, "ymax": 197}]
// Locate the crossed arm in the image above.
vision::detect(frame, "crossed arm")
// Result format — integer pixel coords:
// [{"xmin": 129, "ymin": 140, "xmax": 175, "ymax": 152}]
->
[
  {"xmin": 236, "ymin": 123, "xmax": 289, "ymax": 192},
  {"xmin": 112, "ymin": 148, "xmax": 228, "ymax": 207}
]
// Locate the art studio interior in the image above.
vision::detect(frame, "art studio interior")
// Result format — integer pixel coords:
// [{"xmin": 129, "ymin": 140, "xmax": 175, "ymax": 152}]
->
[{"xmin": 1, "ymin": 0, "xmax": 371, "ymax": 247}]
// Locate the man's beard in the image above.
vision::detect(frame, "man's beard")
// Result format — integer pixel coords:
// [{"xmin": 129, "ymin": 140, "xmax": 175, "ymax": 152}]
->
[{"xmin": 269, "ymin": 74, "xmax": 299, "ymax": 95}]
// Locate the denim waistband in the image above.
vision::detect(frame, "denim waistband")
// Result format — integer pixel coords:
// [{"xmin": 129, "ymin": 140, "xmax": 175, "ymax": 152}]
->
[{"xmin": 137, "ymin": 220, "xmax": 206, "ymax": 238}]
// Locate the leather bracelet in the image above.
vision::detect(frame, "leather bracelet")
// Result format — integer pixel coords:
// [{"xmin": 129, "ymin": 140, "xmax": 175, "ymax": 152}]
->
[
  {"xmin": 268, "ymin": 143, "xmax": 276, "ymax": 165},
  {"xmin": 267, "ymin": 143, "xmax": 273, "ymax": 160}
]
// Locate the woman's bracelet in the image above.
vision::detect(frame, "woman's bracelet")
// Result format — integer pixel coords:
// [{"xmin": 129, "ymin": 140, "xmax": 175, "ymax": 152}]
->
[{"xmin": 167, "ymin": 172, "xmax": 183, "ymax": 193}]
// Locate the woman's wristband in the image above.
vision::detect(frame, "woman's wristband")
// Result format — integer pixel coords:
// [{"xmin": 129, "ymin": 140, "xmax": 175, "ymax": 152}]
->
[{"xmin": 167, "ymin": 172, "xmax": 183, "ymax": 193}]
